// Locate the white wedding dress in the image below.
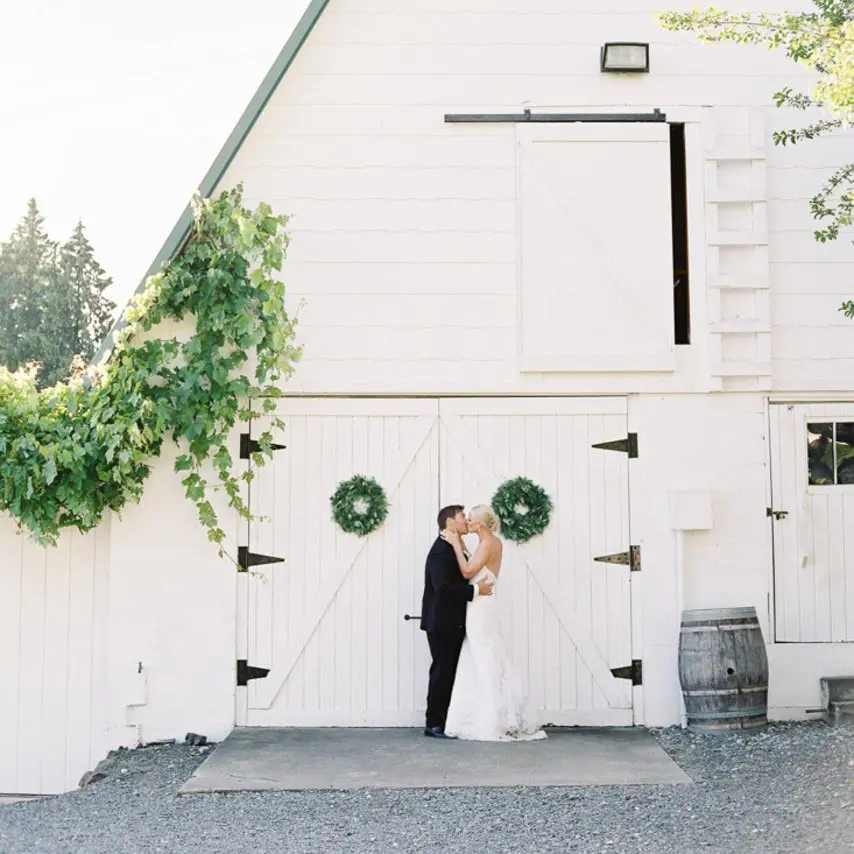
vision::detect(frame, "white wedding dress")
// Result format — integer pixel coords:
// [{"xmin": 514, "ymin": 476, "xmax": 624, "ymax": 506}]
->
[{"xmin": 445, "ymin": 567, "xmax": 547, "ymax": 741}]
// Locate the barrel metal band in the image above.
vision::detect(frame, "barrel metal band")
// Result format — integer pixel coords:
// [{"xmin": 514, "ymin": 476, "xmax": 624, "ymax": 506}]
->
[
  {"xmin": 683, "ymin": 686, "xmax": 768, "ymax": 697},
  {"xmin": 686, "ymin": 708, "xmax": 767, "ymax": 720},
  {"xmin": 680, "ymin": 623, "xmax": 760, "ymax": 632}
]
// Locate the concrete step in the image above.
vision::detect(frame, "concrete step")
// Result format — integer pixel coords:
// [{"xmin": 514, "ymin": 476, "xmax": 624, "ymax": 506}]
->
[
  {"xmin": 820, "ymin": 676, "xmax": 854, "ymax": 705},
  {"xmin": 827, "ymin": 700, "xmax": 854, "ymax": 728}
]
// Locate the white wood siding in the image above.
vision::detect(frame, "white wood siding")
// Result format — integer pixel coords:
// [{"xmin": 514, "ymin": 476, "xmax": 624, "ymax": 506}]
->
[
  {"xmin": 768, "ymin": 128, "xmax": 854, "ymax": 391},
  {"xmin": 0, "ymin": 520, "xmax": 110, "ymax": 795},
  {"xmin": 217, "ymin": 0, "xmax": 849, "ymax": 396}
]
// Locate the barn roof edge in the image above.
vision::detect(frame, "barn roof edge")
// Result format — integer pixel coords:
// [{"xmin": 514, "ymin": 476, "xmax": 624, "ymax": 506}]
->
[{"xmin": 93, "ymin": 0, "xmax": 332, "ymax": 365}]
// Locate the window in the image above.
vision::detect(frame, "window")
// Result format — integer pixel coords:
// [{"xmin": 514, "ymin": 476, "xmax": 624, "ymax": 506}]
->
[
  {"xmin": 807, "ymin": 422, "xmax": 854, "ymax": 485},
  {"xmin": 670, "ymin": 123, "xmax": 690, "ymax": 345}
]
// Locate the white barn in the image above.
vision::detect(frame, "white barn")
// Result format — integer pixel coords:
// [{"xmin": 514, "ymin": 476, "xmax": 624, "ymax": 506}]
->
[{"xmin": 3, "ymin": 0, "xmax": 854, "ymax": 794}]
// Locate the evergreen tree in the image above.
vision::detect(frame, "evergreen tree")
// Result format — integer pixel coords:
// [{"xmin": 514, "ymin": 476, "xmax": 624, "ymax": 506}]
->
[
  {"xmin": 41, "ymin": 221, "xmax": 116, "ymax": 386},
  {"xmin": 0, "ymin": 202, "xmax": 116, "ymax": 387},
  {"xmin": 0, "ymin": 199, "xmax": 57, "ymax": 374}
]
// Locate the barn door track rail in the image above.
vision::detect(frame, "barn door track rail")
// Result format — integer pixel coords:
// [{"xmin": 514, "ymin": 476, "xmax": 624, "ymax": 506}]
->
[{"xmin": 445, "ymin": 108, "xmax": 666, "ymax": 124}]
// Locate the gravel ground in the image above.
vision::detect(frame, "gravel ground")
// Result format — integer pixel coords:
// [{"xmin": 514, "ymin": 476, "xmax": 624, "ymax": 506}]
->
[{"xmin": 1, "ymin": 722, "xmax": 852, "ymax": 854}]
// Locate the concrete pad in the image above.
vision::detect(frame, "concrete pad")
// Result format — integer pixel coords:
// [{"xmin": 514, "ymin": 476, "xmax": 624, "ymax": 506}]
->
[{"xmin": 180, "ymin": 727, "xmax": 691, "ymax": 793}]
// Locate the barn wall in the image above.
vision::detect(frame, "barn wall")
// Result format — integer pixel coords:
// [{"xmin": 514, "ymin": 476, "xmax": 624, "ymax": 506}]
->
[
  {"xmin": 105, "ymin": 442, "xmax": 240, "ymax": 748},
  {"xmin": 631, "ymin": 392, "xmax": 770, "ymax": 725},
  {"xmin": 768, "ymin": 128, "xmax": 854, "ymax": 391},
  {"xmin": 210, "ymin": 0, "xmax": 854, "ymax": 723},
  {"xmin": 216, "ymin": 0, "xmax": 852, "ymax": 397},
  {"xmin": 0, "ymin": 520, "xmax": 110, "ymax": 795},
  {"xmin": 7, "ymin": 0, "xmax": 854, "ymax": 791},
  {"xmin": 87, "ymin": 319, "xmax": 240, "ymax": 748},
  {"xmin": 0, "ymin": 427, "xmax": 241, "ymax": 795},
  {"xmin": 633, "ymin": 392, "xmax": 854, "ymax": 725}
]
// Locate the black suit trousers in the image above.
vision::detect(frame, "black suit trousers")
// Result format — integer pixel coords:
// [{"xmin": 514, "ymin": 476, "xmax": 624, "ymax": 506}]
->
[{"xmin": 425, "ymin": 629, "xmax": 465, "ymax": 730}]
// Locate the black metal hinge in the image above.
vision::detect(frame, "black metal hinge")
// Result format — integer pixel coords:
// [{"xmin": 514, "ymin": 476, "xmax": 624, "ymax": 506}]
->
[
  {"xmin": 236, "ymin": 659, "xmax": 270, "ymax": 687},
  {"xmin": 240, "ymin": 433, "xmax": 287, "ymax": 460},
  {"xmin": 593, "ymin": 432, "xmax": 638, "ymax": 458},
  {"xmin": 611, "ymin": 660, "xmax": 643, "ymax": 686},
  {"xmin": 594, "ymin": 545, "xmax": 641, "ymax": 572},
  {"xmin": 237, "ymin": 546, "xmax": 285, "ymax": 573}
]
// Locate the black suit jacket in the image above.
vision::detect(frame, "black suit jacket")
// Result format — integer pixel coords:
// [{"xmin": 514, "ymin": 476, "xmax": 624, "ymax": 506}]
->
[{"xmin": 420, "ymin": 536, "xmax": 474, "ymax": 635}]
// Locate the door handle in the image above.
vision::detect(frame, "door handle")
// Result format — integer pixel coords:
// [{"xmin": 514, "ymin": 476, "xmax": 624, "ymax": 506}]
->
[
  {"xmin": 767, "ymin": 508, "xmax": 789, "ymax": 521},
  {"xmin": 403, "ymin": 613, "xmax": 421, "ymax": 621}
]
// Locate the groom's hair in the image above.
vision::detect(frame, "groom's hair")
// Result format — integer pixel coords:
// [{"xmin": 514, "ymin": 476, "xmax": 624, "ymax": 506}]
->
[{"xmin": 437, "ymin": 505, "xmax": 464, "ymax": 531}]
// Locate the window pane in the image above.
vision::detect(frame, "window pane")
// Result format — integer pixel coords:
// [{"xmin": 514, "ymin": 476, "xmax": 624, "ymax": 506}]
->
[
  {"xmin": 808, "ymin": 423, "xmax": 834, "ymax": 485},
  {"xmin": 837, "ymin": 423, "xmax": 854, "ymax": 484}
]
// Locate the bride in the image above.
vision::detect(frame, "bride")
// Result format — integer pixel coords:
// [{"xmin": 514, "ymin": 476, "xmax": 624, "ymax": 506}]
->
[{"xmin": 441, "ymin": 505, "xmax": 547, "ymax": 742}]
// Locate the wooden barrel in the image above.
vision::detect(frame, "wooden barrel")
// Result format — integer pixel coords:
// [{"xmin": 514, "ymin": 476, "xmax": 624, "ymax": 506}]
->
[{"xmin": 678, "ymin": 607, "xmax": 769, "ymax": 732}]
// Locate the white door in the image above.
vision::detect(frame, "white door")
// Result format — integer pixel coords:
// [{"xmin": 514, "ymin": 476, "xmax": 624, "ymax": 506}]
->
[
  {"xmin": 770, "ymin": 403, "xmax": 854, "ymax": 642},
  {"xmin": 440, "ymin": 398, "xmax": 634, "ymax": 726},
  {"xmin": 243, "ymin": 399, "xmax": 438, "ymax": 726},
  {"xmin": 516, "ymin": 123, "xmax": 675, "ymax": 373},
  {"xmin": 243, "ymin": 397, "xmax": 635, "ymax": 726}
]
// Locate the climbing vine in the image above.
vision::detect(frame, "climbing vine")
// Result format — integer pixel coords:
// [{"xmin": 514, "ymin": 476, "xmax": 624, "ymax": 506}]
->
[{"xmin": 0, "ymin": 185, "xmax": 300, "ymax": 552}]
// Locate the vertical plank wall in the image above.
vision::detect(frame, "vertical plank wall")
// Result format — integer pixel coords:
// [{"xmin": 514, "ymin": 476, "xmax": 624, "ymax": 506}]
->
[{"xmin": 0, "ymin": 516, "xmax": 110, "ymax": 795}]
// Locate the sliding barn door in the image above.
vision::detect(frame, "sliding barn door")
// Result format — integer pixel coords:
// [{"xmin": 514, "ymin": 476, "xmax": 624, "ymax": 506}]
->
[{"xmin": 517, "ymin": 123, "xmax": 675, "ymax": 373}]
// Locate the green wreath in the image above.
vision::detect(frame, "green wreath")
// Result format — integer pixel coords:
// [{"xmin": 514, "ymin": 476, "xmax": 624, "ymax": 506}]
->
[
  {"xmin": 491, "ymin": 477, "xmax": 553, "ymax": 543},
  {"xmin": 330, "ymin": 475, "xmax": 389, "ymax": 536}
]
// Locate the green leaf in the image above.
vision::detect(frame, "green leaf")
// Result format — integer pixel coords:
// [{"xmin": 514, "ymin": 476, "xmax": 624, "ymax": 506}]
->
[{"xmin": 0, "ymin": 186, "xmax": 298, "ymax": 559}]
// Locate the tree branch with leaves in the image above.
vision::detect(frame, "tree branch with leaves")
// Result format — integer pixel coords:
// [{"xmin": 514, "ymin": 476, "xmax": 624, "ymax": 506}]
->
[
  {"xmin": 0, "ymin": 186, "xmax": 300, "ymax": 554},
  {"xmin": 660, "ymin": 2, "xmax": 854, "ymax": 244}
]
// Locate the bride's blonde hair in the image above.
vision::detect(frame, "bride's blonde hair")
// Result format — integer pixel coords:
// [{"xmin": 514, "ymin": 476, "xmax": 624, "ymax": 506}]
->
[{"xmin": 470, "ymin": 504, "xmax": 500, "ymax": 534}]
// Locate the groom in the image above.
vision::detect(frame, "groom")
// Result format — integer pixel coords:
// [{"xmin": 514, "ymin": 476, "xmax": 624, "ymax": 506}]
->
[{"xmin": 420, "ymin": 505, "xmax": 493, "ymax": 738}]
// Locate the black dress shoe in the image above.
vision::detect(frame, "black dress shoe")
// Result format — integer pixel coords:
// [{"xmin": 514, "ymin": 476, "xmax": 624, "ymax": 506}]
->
[{"xmin": 424, "ymin": 726, "xmax": 456, "ymax": 739}]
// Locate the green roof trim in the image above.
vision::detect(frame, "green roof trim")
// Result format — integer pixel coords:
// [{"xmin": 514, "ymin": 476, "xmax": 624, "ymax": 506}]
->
[{"xmin": 94, "ymin": 0, "xmax": 332, "ymax": 364}]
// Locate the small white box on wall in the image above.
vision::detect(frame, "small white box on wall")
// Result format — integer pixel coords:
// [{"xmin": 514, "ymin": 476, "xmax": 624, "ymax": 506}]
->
[{"xmin": 669, "ymin": 491, "xmax": 713, "ymax": 531}]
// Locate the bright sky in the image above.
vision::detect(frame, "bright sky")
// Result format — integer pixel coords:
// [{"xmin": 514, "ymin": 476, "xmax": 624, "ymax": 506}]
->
[{"xmin": 0, "ymin": 0, "xmax": 309, "ymax": 309}]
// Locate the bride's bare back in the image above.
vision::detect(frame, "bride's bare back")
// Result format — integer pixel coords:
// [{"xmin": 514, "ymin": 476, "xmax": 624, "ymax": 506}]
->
[{"xmin": 474, "ymin": 533, "xmax": 503, "ymax": 576}]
